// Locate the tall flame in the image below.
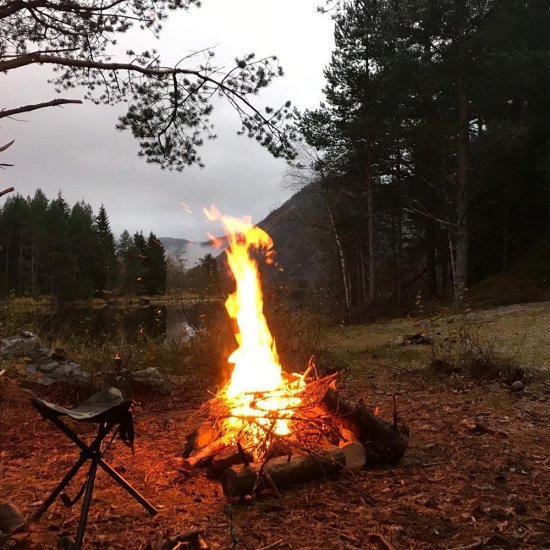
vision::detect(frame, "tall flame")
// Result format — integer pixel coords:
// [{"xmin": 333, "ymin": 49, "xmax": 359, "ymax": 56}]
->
[{"xmin": 204, "ymin": 206, "xmax": 303, "ymax": 443}]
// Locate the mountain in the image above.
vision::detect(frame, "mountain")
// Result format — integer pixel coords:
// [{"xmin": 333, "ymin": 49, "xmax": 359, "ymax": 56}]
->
[
  {"xmin": 161, "ymin": 184, "xmax": 328, "ymax": 284},
  {"xmin": 257, "ymin": 185, "xmax": 328, "ymax": 284},
  {"xmin": 159, "ymin": 236, "xmax": 230, "ymax": 267}
]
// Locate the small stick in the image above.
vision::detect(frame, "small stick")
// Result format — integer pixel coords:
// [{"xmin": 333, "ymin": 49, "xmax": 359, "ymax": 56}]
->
[
  {"xmin": 367, "ymin": 532, "xmax": 394, "ymax": 550},
  {"xmin": 259, "ymin": 539, "xmax": 284, "ymax": 550},
  {"xmin": 224, "ymin": 504, "xmax": 242, "ymax": 550},
  {"xmin": 262, "ymin": 469, "xmax": 284, "ymax": 506},
  {"xmin": 236, "ymin": 441, "xmax": 250, "ymax": 466},
  {"xmin": 0, "ymin": 187, "xmax": 15, "ymax": 198},
  {"xmin": 392, "ymin": 393, "xmax": 398, "ymax": 430}
]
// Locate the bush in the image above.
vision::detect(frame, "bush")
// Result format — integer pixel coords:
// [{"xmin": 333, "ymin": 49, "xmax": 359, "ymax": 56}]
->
[{"xmin": 428, "ymin": 318, "xmax": 524, "ymax": 382}]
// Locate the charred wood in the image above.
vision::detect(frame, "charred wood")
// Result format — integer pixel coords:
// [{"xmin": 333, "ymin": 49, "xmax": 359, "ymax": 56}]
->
[
  {"xmin": 182, "ymin": 422, "xmax": 218, "ymax": 458},
  {"xmin": 211, "ymin": 445, "xmax": 253, "ymax": 476},
  {"xmin": 221, "ymin": 447, "xmax": 346, "ymax": 498},
  {"xmin": 321, "ymin": 387, "xmax": 408, "ymax": 465}
]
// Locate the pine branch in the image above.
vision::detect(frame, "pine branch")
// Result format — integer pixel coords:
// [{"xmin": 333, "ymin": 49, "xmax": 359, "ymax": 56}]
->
[{"xmin": 0, "ymin": 98, "xmax": 82, "ymax": 119}]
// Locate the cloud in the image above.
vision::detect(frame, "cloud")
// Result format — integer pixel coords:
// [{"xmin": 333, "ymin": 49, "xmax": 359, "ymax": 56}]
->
[{"xmin": 0, "ymin": 0, "xmax": 334, "ymax": 241}]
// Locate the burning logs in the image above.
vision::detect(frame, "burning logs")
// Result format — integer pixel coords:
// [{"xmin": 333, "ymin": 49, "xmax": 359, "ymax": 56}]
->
[
  {"xmin": 321, "ymin": 387, "xmax": 409, "ymax": 465},
  {"xmin": 182, "ymin": 435, "xmax": 233, "ymax": 470},
  {"xmin": 221, "ymin": 447, "xmax": 346, "ymax": 498}
]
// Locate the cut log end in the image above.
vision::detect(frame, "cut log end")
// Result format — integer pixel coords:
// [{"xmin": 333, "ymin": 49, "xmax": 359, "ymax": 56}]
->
[{"xmin": 321, "ymin": 387, "xmax": 409, "ymax": 466}]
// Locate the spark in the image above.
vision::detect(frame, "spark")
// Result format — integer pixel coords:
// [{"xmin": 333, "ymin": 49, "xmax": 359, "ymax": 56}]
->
[{"xmin": 180, "ymin": 201, "xmax": 193, "ymax": 214}]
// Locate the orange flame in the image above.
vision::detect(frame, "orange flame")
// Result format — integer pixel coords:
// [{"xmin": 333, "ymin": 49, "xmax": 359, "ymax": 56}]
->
[{"xmin": 204, "ymin": 206, "xmax": 303, "ymax": 445}]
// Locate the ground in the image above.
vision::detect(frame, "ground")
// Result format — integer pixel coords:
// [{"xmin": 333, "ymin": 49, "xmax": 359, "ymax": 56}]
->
[{"xmin": 1, "ymin": 302, "xmax": 550, "ymax": 549}]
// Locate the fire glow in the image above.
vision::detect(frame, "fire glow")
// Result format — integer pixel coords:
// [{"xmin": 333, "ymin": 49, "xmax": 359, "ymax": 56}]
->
[{"xmin": 204, "ymin": 206, "xmax": 305, "ymax": 449}]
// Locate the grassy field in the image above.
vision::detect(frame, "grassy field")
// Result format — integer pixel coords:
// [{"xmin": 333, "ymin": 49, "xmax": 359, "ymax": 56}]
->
[{"xmin": 324, "ymin": 300, "xmax": 550, "ymax": 377}]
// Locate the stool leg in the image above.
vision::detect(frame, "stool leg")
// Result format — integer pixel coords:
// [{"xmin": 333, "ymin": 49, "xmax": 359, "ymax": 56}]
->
[
  {"xmin": 73, "ymin": 459, "xmax": 98, "ymax": 550},
  {"xmin": 33, "ymin": 454, "xmax": 88, "ymax": 521},
  {"xmin": 97, "ymin": 458, "xmax": 157, "ymax": 515}
]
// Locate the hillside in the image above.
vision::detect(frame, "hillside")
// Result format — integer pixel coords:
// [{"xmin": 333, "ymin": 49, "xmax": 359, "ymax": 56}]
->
[
  {"xmin": 162, "ymin": 184, "xmax": 329, "ymax": 284},
  {"xmin": 160, "ymin": 236, "xmax": 230, "ymax": 268},
  {"xmin": 258, "ymin": 184, "xmax": 328, "ymax": 284}
]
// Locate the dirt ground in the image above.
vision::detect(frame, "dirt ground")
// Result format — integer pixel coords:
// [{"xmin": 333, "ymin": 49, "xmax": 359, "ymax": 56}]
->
[{"xmin": 1, "ymin": 303, "xmax": 550, "ymax": 549}]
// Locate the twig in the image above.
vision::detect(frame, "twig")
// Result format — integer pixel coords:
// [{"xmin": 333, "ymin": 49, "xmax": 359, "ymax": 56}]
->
[
  {"xmin": 366, "ymin": 532, "xmax": 395, "ymax": 550},
  {"xmin": 236, "ymin": 442, "xmax": 250, "ymax": 466},
  {"xmin": 224, "ymin": 504, "xmax": 245, "ymax": 550},
  {"xmin": 392, "ymin": 393, "xmax": 398, "ymax": 430},
  {"xmin": 258, "ymin": 539, "xmax": 284, "ymax": 550},
  {"xmin": 0, "ymin": 187, "xmax": 15, "ymax": 198}
]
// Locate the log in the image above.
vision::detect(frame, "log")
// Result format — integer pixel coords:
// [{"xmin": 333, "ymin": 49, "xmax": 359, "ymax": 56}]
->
[
  {"xmin": 211, "ymin": 445, "xmax": 253, "ymax": 476},
  {"xmin": 341, "ymin": 441, "xmax": 366, "ymax": 470},
  {"xmin": 221, "ymin": 447, "xmax": 346, "ymax": 498},
  {"xmin": 321, "ymin": 387, "xmax": 409, "ymax": 466},
  {"xmin": 183, "ymin": 421, "xmax": 218, "ymax": 458},
  {"xmin": 181, "ymin": 435, "xmax": 232, "ymax": 470}
]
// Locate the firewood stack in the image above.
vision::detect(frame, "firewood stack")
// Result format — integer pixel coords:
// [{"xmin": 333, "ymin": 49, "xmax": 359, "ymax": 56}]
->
[{"xmin": 181, "ymin": 380, "xmax": 409, "ymax": 498}]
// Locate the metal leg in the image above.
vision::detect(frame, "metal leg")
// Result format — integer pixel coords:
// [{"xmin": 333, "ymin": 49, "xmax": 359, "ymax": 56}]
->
[
  {"xmin": 97, "ymin": 458, "xmax": 158, "ymax": 516},
  {"xmin": 73, "ymin": 458, "xmax": 98, "ymax": 550},
  {"xmin": 33, "ymin": 454, "xmax": 88, "ymax": 521}
]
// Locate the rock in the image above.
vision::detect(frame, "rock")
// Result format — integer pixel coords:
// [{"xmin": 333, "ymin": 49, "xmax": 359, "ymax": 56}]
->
[
  {"xmin": 0, "ymin": 502, "xmax": 26, "ymax": 535},
  {"xmin": 131, "ymin": 367, "xmax": 169, "ymax": 394},
  {"xmin": 510, "ymin": 380, "xmax": 524, "ymax": 392},
  {"xmin": 25, "ymin": 356, "xmax": 91, "ymax": 386},
  {"xmin": 0, "ymin": 331, "xmax": 42, "ymax": 359},
  {"xmin": 390, "ymin": 333, "xmax": 433, "ymax": 346}
]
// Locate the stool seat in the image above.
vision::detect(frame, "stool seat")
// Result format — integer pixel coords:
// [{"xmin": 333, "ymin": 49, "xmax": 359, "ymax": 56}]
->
[
  {"xmin": 31, "ymin": 387, "xmax": 131, "ymax": 423},
  {"xmin": 30, "ymin": 386, "xmax": 157, "ymax": 549}
]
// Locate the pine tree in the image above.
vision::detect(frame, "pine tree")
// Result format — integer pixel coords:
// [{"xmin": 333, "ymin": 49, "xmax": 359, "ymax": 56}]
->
[
  {"xmin": 45, "ymin": 193, "xmax": 77, "ymax": 300},
  {"xmin": 145, "ymin": 233, "xmax": 167, "ymax": 295},
  {"xmin": 92, "ymin": 205, "xmax": 117, "ymax": 293},
  {"xmin": 68, "ymin": 201, "xmax": 95, "ymax": 297}
]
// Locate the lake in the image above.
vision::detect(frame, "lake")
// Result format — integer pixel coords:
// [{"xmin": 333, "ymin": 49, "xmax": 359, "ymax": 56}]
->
[{"xmin": 0, "ymin": 302, "xmax": 215, "ymax": 346}]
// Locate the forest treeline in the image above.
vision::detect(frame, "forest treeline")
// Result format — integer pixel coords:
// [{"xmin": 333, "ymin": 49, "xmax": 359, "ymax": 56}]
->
[
  {"xmin": 0, "ymin": 190, "xmax": 166, "ymax": 300},
  {"xmin": 293, "ymin": 0, "xmax": 550, "ymax": 318}
]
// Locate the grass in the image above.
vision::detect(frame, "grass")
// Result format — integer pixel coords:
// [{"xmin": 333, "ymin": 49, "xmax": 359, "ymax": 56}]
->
[{"xmin": 323, "ymin": 301, "xmax": 550, "ymax": 393}]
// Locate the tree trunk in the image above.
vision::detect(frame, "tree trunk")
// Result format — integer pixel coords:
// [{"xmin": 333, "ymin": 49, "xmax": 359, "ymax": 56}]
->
[
  {"xmin": 322, "ymin": 187, "xmax": 352, "ymax": 319},
  {"xmin": 427, "ymin": 221, "xmax": 438, "ymax": 299},
  {"xmin": 454, "ymin": 0, "xmax": 470, "ymax": 307},
  {"xmin": 502, "ymin": 164, "xmax": 510, "ymax": 272},
  {"xmin": 366, "ymin": 148, "xmax": 376, "ymax": 304},
  {"xmin": 4, "ymin": 234, "xmax": 9, "ymax": 289},
  {"xmin": 395, "ymin": 147, "xmax": 403, "ymax": 310},
  {"xmin": 18, "ymin": 229, "xmax": 23, "ymax": 292}
]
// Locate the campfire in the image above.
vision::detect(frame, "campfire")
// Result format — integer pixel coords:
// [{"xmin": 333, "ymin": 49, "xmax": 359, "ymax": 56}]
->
[{"xmin": 182, "ymin": 207, "xmax": 409, "ymax": 498}]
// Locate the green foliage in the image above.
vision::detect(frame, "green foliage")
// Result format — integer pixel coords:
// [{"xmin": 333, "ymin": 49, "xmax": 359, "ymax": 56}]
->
[
  {"xmin": 0, "ymin": 1, "xmax": 296, "ymax": 168},
  {"xmin": 294, "ymin": 0, "xmax": 550, "ymax": 315},
  {"xmin": 0, "ymin": 189, "xmax": 166, "ymax": 300}
]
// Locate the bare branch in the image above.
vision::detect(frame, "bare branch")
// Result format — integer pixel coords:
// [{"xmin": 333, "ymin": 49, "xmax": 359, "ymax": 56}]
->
[
  {"xmin": 0, "ymin": 140, "xmax": 15, "ymax": 152},
  {"xmin": 0, "ymin": 98, "xmax": 82, "ymax": 119},
  {"xmin": 0, "ymin": 187, "xmax": 15, "ymax": 198}
]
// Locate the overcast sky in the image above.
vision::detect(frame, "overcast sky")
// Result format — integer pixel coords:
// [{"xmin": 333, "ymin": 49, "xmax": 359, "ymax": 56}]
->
[{"xmin": 0, "ymin": 1, "xmax": 334, "ymax": 241}]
